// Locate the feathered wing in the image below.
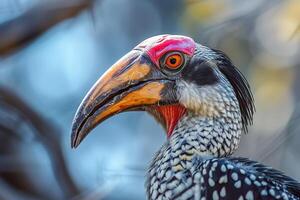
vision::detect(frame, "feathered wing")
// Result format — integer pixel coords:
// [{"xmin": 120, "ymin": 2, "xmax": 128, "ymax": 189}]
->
[
  {"xmin": 173, "ymin": 157, "xmax": 300, "ymax": 200},
  {"xmin": 227, "ymin": 157, "xmax": 300, "ymax": 198}
]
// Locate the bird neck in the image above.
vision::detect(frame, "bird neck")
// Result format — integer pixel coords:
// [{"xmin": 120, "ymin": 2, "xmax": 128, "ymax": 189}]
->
[
  {"xmin": 147, "ymin": 99, "xmax": 242, "ymax": 199},
  {"xmin": 146, "ymin": 110, "xmax": 242, "ymax": 198},
  {"xmin": 168, "ymin": 78, "xmax": 244, "ymax": 159},
  {"xmin": 168, "ymin": 109, "xmax": 242, "ymax": 159}
]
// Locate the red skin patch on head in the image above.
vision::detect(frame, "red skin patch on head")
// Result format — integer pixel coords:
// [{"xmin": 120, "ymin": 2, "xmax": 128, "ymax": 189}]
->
[
  {"xmin": 154, "ymin": 104, "xmax": 186, "ymax": 138},
  {"xmin": 136, "ymin": 34, "xmax": 196, "ymax": 66}
]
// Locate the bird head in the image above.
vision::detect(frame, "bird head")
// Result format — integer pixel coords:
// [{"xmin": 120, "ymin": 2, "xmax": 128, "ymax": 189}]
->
[{"xmin": 71, "ymin": 35, "xmax": 254, "ymax": 148}]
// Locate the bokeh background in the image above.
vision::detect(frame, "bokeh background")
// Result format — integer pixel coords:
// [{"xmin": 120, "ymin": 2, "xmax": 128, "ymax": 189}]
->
[{"xmin": 0, "ymin": 0, "xmax": 299, "ymax": 199}]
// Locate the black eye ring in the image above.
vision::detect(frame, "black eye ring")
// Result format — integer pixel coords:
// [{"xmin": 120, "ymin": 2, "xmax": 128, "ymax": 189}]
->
[{"xmin": 160, "ymin": 51, "xmax": 187, "ymax": 75}]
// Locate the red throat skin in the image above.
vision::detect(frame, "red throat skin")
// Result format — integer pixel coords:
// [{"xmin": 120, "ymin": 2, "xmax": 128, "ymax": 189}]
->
[{"xmin": 154, "ymin": 104, "xmax": 186, "ymax": 138}]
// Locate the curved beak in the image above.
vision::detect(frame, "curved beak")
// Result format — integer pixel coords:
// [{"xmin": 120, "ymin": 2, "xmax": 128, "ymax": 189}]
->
[{"xmin": 71, "ymin": 50, "xmax": 174, "ymax": 148}]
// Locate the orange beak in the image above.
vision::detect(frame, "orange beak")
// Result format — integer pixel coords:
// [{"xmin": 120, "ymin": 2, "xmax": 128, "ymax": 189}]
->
[{"xmin": 71, "ymin": 50, "xmax": 174, "ymax": 148}]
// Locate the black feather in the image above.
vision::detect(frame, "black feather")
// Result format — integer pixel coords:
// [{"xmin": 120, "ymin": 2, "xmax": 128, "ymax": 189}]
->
[{"xmin": 213, "ymin": 49, "xmax": 255, "ymax": 133}]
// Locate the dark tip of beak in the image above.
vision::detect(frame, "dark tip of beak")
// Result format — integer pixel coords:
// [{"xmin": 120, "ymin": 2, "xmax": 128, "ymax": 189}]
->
[
  {"xmin": 71, "ymin": 116, "xmax": 83, "ymax": 149},
  {"xmin": 70, "ymin": 103, "xmax": 92, "ymax": 148},
  {"xmin": 71, "ymin": 128, "xmax": 81, "ymax": 149},
  {"xmin": 71, "ymin": 134, "xmax": 79, "ymax": 149}
]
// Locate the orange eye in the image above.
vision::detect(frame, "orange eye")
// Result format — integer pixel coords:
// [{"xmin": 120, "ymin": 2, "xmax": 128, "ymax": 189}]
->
[{"xmin": 165, "ymin": 53, "xmax": 183, "ymax": 69}]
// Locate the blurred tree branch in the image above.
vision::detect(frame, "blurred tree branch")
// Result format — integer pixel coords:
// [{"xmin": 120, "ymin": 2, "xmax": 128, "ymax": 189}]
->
[
  {"xmin": 0, "ymin": 87, "xmax": 81, "ymax": 198},
  {"xmin": 0, "ymin": 0, "xmax": 94, "ymax": 55},
  {"xmin": 290, "ymin": 23, "xmax": 300, "ymax": 40},
  {"xmin": 198, "ymin": 0, "xmax": 282, "ymax": 45}
]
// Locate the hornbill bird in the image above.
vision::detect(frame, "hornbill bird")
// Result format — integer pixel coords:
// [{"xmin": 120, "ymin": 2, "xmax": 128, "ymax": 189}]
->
[{"xmin": 71, "ymin": 35, "xmax": 300, "ymax": 200}]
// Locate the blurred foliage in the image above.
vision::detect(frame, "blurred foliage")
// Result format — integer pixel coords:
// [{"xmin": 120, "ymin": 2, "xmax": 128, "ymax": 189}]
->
[{"xmin": 0, "ymin": 0, "xmax": 299, "ymax": 199}]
